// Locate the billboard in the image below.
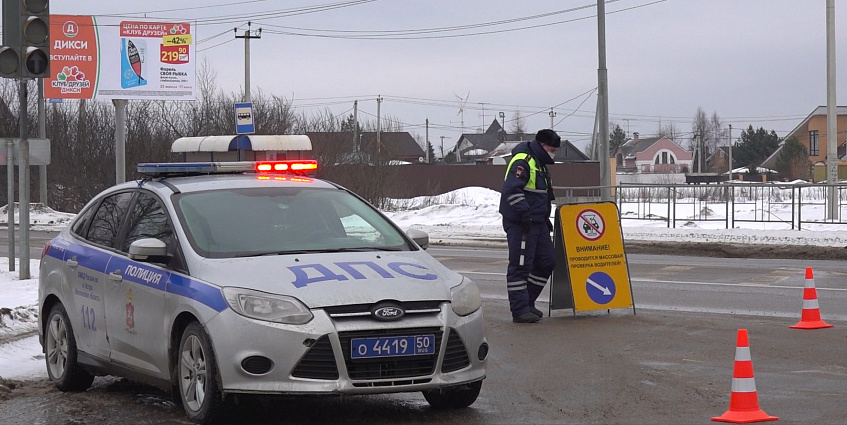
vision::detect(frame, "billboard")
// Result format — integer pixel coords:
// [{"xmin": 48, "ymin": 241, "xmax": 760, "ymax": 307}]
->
[{"xmin": 46, "ymin": 15, "xmax": 195, "ymax": 100}]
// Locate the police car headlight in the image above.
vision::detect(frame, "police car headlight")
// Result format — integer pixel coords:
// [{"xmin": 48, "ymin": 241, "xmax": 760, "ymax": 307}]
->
[
  {"xmin": 223, "ymin": 287, "xmax": 313, "ymax": 324},
  {"xmin": 450, "ymin": 278, "xmax": 482, "ymax": 316}
]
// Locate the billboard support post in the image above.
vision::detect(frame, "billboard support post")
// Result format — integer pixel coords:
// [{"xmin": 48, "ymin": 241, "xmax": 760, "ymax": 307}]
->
[{"xmin": 114, "ymin": 99, "xmax": 127, "ymax": 184}]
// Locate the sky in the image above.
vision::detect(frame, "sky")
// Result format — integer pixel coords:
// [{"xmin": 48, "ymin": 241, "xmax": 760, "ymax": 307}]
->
[
  {"xmin": 2, "ymin": 186, "xmax": 847, "ymax": 381},
  {"xmin": 47, "ymin": 0, "xmax": 847, "ymax": 155}
]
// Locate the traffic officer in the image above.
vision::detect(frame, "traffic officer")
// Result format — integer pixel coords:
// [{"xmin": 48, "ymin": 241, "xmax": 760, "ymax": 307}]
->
[{"xmin": 499, "ymin": 129, "xmax": 559, "ymax": 323}]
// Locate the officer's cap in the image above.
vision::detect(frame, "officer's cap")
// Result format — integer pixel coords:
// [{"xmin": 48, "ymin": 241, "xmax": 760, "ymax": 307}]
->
[{"xmin": 536, "ymin": 129, "xmax": 561, "ymax": 148}]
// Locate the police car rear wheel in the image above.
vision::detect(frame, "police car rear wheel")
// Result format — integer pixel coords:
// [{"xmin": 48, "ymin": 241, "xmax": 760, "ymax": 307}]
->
[
  {"xmin": 177, "ymin": 322, "xmax": 221, "ymax": 423},
  {"xmin": 45, "ymin": 303, "xmax": 95, "ymax": 391},
  {"xmin": 422, "ymin": 380, "xmax": 483, "ymax": 409}
]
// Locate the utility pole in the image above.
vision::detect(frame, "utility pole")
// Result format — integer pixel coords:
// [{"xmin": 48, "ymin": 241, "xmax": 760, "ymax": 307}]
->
[
  {"xmin": 728, "ymin": 124, "xmax": 732, "ymax": 179},
  {"xmin": 499, "ymin": 112, "xmax": 505, "ymax": 131},
  {"xmin": 440, "ymin": 135, "xmax": 447, "ymax": 162},
  {"xmin": 353, "ymin": 100, "xmax": 358, "ymax": 154},
  {"xmin": 549, "ymin": 108, "xmax": 556, "ymax": 129},
  {"xmin": 235, "ymin": 22, "xmax": 261, "ymax": 102},
  {"xmin": 826, "ymin": 0, "xmax": 838, "ymax": 219},
  {"xmin": 425, "ymin": 119, "xmax": 430, "ymax": 164},
  {"xmin": 597, "ymin": 0, "xmax": 611, "ymax": 200},
  {"xmin": 376, "ymin": 95, "xmax": 382, "ymax": 154},
  {"xmin": 694, "ymin": 134, "xmax": 703, "ymax": 173}
]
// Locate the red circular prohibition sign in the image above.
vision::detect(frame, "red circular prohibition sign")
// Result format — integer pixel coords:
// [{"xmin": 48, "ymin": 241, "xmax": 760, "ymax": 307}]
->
[{"xmin": 575, "ymin": 208, "xmax": 605, "ymax": 241}]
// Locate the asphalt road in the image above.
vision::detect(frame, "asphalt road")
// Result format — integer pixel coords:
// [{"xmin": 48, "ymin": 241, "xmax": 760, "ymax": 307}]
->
[{"xmin": 0, "ymin": 229, "xmax": 56, "ymax": 261}]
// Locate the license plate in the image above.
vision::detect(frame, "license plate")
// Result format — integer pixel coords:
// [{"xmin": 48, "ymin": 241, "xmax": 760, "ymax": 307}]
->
[{"xmin": 350, "ymin": 334, "xmax": 435, "ymax": 359}]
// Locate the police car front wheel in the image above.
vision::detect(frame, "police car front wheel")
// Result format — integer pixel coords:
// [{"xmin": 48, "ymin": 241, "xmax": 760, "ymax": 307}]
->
[{"xmin": 177, "ymin": 321, "xmax": 222, "ymax": 423}]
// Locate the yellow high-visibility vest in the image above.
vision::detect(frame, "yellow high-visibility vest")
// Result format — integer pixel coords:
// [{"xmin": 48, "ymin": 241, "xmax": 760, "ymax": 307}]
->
[{"xmin": 505, "ymin": 152, "xmax": 546, "ymax": 192}]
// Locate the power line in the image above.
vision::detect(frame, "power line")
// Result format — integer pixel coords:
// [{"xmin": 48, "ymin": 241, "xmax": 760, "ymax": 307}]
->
[
  {"xmin": 555, "ymin": 88, "xmax": 597, "ymax": 127},
  {"xmin": 258, "ymin": 3, "xmax": 601, "ymax": 37},
  {"xmin": 197, "ymin": 37, "xmax": 235, "ymax": 53},
  {"xmin": 258, "ymin": 1, "xmax": 667, "ymax": 40},
  {"xmin": 262, "ymin": 0, "xmax": 667, "ymax": 40},
  {"xmin": 96, "ymin": 0, "xmax": 377, "ymax": 23}
]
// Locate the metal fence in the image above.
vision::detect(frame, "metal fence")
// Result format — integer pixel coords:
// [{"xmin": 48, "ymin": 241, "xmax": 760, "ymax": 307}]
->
[{"xmin": 554, "ymin": 182, "xmax": 847, "ymax": 230}]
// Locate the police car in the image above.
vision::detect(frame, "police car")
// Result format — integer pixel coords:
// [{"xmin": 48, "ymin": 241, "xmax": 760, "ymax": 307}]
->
[{"xmin": 37, "ymin": 161, "xmax": 488, "ymax": 423}]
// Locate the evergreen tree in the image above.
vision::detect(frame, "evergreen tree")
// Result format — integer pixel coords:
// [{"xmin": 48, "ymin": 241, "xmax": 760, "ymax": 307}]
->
[
  {"xmin": 609, "ymin": 124, "xmax": 627, "ymax": 155},
  {"xmin": 733, "ymin": 125, "xmax": 781, "ymax": 173},
  {"xmin": 775, "ymin": 136, "xmax": 811, "ymax": 180}
]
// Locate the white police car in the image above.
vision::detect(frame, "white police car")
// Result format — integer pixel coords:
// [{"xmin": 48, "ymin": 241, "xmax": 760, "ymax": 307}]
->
[{"xmin": 38, "ymin": 161, "xmax": 487, "ymax": 423}]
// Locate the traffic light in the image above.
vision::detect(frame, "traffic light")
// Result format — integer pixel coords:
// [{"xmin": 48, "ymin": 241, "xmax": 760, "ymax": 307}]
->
[
  {"xmin": 0, "ymin": 46, "xmax": 20, "ymax": 78},
  {"xmin": 20, "ymin": 0, "xmax": 50, "ymax": 78},
  {"xmin": 0, "ymin": 0, "xmax": 22, "ymax": 78}
]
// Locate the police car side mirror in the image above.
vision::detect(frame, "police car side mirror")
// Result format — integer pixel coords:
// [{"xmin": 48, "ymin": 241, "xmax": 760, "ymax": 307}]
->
[
  {"xmin": 129, "ymin": 238, "xmax": 171, "ymax": 263},
  {"xmin": 405, "ymin": 229, "xmax": 429, "ymax": 250}
]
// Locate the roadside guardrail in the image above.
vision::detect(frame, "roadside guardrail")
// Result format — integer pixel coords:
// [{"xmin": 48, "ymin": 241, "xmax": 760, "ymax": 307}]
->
[{"xmin": 554, "ymin": 182, "xmax": 847, "ymax": 230}]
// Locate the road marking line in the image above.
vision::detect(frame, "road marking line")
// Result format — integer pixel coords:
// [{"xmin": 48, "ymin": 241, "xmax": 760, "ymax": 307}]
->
[{"xmin": 457, "ymin": 270, "xmax": 847, "ymax": 292}]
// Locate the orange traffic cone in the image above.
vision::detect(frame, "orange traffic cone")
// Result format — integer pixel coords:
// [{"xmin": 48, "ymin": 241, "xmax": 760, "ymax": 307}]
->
[
  {"xmin": 789, "ymin": 267, "xmax": 833, "ymax": 330},
  {"xmin": 712, "ymin": 329, "xmax": 778, "ymax": 423}
]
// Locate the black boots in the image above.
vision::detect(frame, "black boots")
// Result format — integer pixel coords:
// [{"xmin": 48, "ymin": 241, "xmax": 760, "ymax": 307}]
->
[{"xmin": 512, "ymin": 311, "xmax": 540, "ymax": 323}]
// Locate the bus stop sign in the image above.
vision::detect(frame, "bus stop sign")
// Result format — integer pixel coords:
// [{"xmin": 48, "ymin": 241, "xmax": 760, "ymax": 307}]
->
[{"xmin": 234, "ymin": 102, "xmax": 255, "ymax": 135}]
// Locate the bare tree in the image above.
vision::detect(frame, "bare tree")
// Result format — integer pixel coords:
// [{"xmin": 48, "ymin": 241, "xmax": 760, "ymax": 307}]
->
[
  {"xmin": 655, "ymin": 121, "xmax": 683, "ymax": 142},
  {"xmin": 509, "ymin": 110, "xmax": 526, "ymax": 135},
  {"xmin": 708, "ymin": 111, "xmax": 724, "ymax": 154},
  {"xmin": 0, "ymin": 63, "xmax": 403, "ymax": 213}
]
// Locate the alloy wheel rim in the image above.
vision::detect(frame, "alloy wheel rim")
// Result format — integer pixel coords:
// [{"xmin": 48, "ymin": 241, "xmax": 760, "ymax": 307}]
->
[
  {"xmin": 180, "ymin": 334, "xmax": 207, "ymax": 412},
  {"xmin": 46, "ymin": 314, "xmax": 68, "ymax": 379}
]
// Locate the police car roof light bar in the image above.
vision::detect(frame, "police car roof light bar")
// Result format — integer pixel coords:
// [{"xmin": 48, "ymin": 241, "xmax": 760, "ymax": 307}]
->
[
  {"xmin": 138, "ymin": 161, "xmax": 318, "ymax": 177},
  {"xmin": 255, "ymin": 160, "xmax": 318, "ymax": 173}
]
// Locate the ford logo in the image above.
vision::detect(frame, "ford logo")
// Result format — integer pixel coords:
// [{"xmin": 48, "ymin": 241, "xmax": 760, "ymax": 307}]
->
[{"xmin": 372, "ymin": 305, "xmax": 405, "ymax": 321}]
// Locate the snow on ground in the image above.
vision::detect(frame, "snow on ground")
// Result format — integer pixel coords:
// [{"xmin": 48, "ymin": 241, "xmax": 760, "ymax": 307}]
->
[
  {"xmin": 0, "ymin": 258, "xmax": 43, "ymax": 380},
  {"xmin": 2, "ymin": 187, "xmax": 845, "ymax": 380},
  {"xmin": 384, "ymin": 187, "xmax": 847, "ymax": 247}
]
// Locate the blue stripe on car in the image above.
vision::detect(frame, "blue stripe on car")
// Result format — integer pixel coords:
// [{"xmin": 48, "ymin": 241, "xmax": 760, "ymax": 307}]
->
[
  {"xmin": 166, "ymin": 273, "xmax": 228, "ymax": 312},
  {"xmin": 48, "ymin": 240, "xmax": 227, "ymax": 313}
]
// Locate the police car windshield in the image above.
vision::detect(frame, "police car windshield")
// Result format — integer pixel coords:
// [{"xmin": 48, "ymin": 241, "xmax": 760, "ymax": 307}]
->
[{"xmin": 174, "ymin": 186, "xmax": 411, "ymax": 258}]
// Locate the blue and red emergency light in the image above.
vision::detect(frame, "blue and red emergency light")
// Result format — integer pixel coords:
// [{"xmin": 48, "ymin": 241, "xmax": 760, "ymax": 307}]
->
[{"xmin": 138, "ymin": 161, "xmax": 319, "ymax": 177}]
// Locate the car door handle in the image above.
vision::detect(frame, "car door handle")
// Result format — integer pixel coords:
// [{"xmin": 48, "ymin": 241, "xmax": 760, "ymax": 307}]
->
[
  {"xmin": 110, "ymin": 271, "xmax": 123, "ymax": 282},
  {"xmin": 66, "ymin": 256, "xmax": 78, "ymax": 268}
]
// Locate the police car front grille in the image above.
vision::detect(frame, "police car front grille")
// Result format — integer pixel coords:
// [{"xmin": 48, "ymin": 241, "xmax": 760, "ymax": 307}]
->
[
  {"xmin": 352, "ymin": 378, "xmax": 432, "ymax": 388},
  {"xmin": 339, "ymin": 327, "xmax": 443, "ymax": 380},
  {"xmin": 291, "ymin": 335, "xmax": 339, "ymax": 380},
  {"xmin": 441, "ymin": 329, "xmax": 471, "ymax": 373},
  {"xmin": 324, "ymin": 301, "xmax": 443, "ymax": 320}
]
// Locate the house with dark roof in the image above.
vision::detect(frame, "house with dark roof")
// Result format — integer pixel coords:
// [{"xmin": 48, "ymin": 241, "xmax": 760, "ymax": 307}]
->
[
  {"xmin": 706, "ymin": 145, "xmax": 731, "ymax": 174},
  {"xmin": 452, "ymin": 119, "xmax": 531, "ymax": 163},
  {"xmin": 306, "ymin": 131, "xmax": 425, "ymax": 164},
  {"xmin": 614, "ymin": 132, "xmax": 693, "ymax": 174},
  {"xmin": 480, "ymin": 139, "xmax": 590, "ymax": 165}
]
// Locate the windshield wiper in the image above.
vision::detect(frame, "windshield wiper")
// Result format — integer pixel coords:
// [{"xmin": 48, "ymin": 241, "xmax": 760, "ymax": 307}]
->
[
  {"xmin": 316, "ymin": 246, "xmax": 405, "ymax": 253},
  {"xmin": 233, "ymin": 250, "xmax": 312, "ymax": 257},
  {"xmin": 232, "ymin": 246, "xmax": 405, "ymax": 257}
]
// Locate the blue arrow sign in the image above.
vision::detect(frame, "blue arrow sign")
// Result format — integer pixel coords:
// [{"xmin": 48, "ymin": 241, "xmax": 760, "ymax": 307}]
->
[{"xmin": 585, "ymin": 271, "xmax": 616, "ymax": 305}]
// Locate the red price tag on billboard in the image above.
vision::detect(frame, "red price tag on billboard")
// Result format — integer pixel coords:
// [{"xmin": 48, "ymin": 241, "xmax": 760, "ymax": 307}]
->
[{"xmin": 160, "ymin": 44, "xmax": 189, "ymax": 64}]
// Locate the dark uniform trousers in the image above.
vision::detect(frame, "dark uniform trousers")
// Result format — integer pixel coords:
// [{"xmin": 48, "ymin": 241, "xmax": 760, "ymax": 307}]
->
[{"xmin": 504, "ymin": 219, "xmax": 555, "ymax": 316}]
